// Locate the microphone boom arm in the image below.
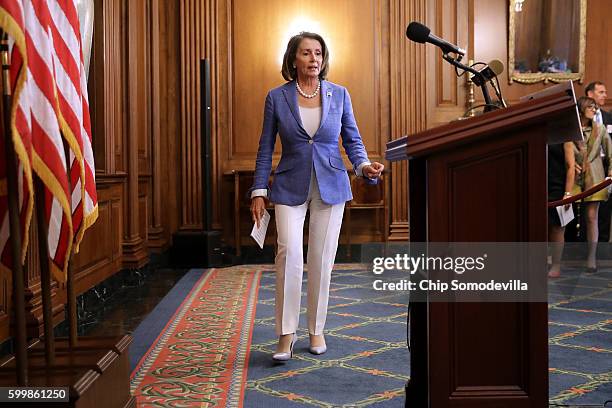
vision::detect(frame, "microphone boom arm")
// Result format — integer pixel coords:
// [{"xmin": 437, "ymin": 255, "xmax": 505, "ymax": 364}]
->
[{"xmin": 442, "ymin": 54, "xmax": 496, "ymax": 112}]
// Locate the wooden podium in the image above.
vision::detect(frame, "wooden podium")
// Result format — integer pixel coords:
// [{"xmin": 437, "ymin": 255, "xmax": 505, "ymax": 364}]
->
[{"xmin": 386, "ymin": 85, "xmax": 580, "ymax": 407}]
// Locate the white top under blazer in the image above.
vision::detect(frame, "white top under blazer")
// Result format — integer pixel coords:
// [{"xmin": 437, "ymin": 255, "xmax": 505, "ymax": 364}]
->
[{"xmin": 250, "ymin": 103, "xmax": 369, "ymax": 199}]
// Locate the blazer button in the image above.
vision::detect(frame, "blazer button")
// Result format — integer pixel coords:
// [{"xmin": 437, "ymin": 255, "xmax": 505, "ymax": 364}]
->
[{"xmin": 308, "ymin": 139, "xmax": 314, "ymax": 144}]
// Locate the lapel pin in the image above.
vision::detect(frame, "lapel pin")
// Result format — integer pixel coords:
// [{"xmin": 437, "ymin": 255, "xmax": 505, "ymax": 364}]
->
[{"xmin": 327, "ymin": 91, "xmax": 332, "ymax": 97}]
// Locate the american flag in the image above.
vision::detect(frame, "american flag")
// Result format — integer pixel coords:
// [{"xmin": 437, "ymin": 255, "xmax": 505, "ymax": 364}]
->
[
  {"xmin": 0, "ymin": 0, "xmax": 34, "ymax": 274},
  {"xmin": 46, "ymin": 0, "xmax": 97, "ymax": 251},
  {"xmin": 0, "ymin": 0, "xmax": 97, "ymax": 282}
]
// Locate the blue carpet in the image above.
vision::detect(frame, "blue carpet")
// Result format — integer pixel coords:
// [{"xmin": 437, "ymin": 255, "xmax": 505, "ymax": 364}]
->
[
  {"xmin": 548, "ymin": 266, "xmax": 612, "ymax": 406},
  {"xmin": 128, "ymin": 264, "xmax": 612, "ymax": 406},
  {"xmin": 244, "ymin": 266, "xmax": 409, "ymax": 407},
  {"xmin": 129, "ymin": 268, "xmax": 205, "ymax": 370}
]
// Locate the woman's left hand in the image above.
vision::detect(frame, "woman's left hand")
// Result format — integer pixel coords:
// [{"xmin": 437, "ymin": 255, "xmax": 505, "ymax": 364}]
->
[{"xmin": 363, "ymin": 162, "xmax": 384, "ymax": 179}]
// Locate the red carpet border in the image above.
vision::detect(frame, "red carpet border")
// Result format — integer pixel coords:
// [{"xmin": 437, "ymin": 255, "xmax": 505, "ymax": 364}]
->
[{"xmin": 130, "ymin": 266, "xmax": 262, "ymax": 407}]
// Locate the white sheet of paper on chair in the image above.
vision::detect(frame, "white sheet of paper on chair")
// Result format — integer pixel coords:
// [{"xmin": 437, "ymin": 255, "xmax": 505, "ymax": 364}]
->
[{"xmin": 250, "ymin": 209, "xmax": 270, "ymax": 249}]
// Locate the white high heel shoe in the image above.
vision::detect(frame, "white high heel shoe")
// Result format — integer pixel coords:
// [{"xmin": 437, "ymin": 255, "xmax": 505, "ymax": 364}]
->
[
  {"xmin": 309, "ymin": 334, "xmax": 327, "ymax": 355},
  {"xmin": 272, "ymin": 333, "xmax": 297, "ymax": 362}
]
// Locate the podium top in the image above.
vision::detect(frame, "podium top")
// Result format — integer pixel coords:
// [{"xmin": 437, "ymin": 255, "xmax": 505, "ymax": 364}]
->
[{"xmin": 386, "ymin": 84, "xmax": 581, "ymax": 162}]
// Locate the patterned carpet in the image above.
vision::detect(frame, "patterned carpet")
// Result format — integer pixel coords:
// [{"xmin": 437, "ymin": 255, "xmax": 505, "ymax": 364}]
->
[
  {"xmin": 130, "ymin": 267, "xmax": 261, "ymax": 407},
  {"xmin": 129, "ymin": 264, "xmax": 612, "ymax": 407},
  {"xmin": 548, "ymin": 266, "xmax": 612, "ymax": 406},
  {"xmin": 244, "ymin": 264, "xmax": 409, "ymax": 408}
]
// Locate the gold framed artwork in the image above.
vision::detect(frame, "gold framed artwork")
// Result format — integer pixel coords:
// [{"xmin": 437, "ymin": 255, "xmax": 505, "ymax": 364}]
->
[{"xmin": 508, "ymin": 0, "xmax": 587, "ymax": 84}]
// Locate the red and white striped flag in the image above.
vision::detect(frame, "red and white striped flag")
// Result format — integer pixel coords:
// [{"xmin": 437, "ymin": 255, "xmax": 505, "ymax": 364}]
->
[
  {"xmin": 23, "ymin": 0, "xmax": 74, "ymax": 281},
  {"xmin": 46, "ymin": 0, "xmax": 97, "ymax": 250},
  {"xmin": 0, "ymin": 0, "xmax": 34, "ymax": 273},
  {"xmin": 0, "ymin": 0, "xmax": 97, "ymax": 282}
]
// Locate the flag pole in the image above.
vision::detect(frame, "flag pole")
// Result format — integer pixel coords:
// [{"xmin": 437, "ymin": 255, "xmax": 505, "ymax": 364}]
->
[
  {"xmin": 67, "ymin": 260, "xmax": 77, "ymax": 347},
  {"xmin": 62, "ymin": 143, "xmax": 77, "ymax": 348},
  {"xmin": 0, "ymin": 31, "xmax": 28, "ymax": 386},
  {"xmin": 34, "ymin": 177, "xmax": 55, "ymax": 364}
]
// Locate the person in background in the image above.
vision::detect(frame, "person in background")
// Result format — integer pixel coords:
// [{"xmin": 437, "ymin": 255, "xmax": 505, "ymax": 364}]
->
[
  {"xmin": 584, "ymin": 82, "xmax": 612, "ymax": 242},
  {"xmin": 248, "ymin": 32, "xmax": 384, "ymax": 361},
  {"xmin": 570, "ymin": 96, "xmax": 612, "ymax": 274},
  {"xmin": 547, "ymin": 141, "xmax": 575, "ymax": 278},
  {"xmin": 586, "ymin": 81, "xmax": 612, "ymax": 127}
]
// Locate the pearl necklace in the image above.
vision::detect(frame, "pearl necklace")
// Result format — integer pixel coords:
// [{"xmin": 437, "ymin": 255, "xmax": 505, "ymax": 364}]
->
[{"xmin": 296, "ymin": 80, "xmax": 320, "ymax": 98}]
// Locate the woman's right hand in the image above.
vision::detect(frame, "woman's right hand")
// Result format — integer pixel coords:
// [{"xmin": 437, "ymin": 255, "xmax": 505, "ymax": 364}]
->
[{"xmin": 251, "ymin": 196, "xmax": 266, "ymax": 228}]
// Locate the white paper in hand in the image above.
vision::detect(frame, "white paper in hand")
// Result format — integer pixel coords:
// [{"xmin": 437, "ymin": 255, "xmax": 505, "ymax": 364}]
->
[
  {"xmin": 556, "ymin": 204, "xmax": 574, "ymax": 227},
  {"xmin": 251, "ymin": 209, "xmax": 270, "ymax": 249}
]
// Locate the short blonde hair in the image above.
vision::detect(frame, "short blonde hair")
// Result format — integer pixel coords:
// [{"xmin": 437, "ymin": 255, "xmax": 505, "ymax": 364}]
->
[{"xmin": 281, "ymin": 32, "xmax": 329, "ymax": 81}]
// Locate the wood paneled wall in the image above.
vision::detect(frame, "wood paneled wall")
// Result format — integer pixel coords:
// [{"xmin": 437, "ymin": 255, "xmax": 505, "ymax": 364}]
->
[
  {"xmin": 174, "ymin": 0, "xmax": 612, "ymax": 247},
  {"xmin": 3, "ymin": 0, "xmax": 611, "ymax": 342},
  {"xmin": 1, "ymin": 0, "xmax": 180, "ymax": 341},
  {"xmin": 178, "ymin": 0, "xmax": 204, "ymax": 230},
  {"xmin": 389, "ymin": 0, "xmax": 428, "ymax": 240},
  {"xmin": 228, "ymin": 0, "xmax": 383, "ymax": 168},
  {"xmin": 472, "ymin": 0, "xmax": 612, "ymax": 104}
]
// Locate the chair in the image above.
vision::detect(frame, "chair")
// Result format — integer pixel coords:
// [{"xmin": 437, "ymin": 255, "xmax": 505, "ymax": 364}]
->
[{"xmin": 344, "ymin": 171, "xmax": 389, "ymax": 258}]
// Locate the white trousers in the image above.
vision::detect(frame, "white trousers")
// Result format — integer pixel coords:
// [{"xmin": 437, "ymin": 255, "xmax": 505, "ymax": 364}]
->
[{"xmin": 274, "ymin": 171, "xmax": 345, "ymax": 336}]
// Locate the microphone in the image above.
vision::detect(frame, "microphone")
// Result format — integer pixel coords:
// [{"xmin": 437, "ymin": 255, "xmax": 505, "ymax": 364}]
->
[
  {"xmin": 472, "ymin": 59, "xmax": 507, "ymax": 108},
  {"xmin": 406, "ymin": 21, "xmax": 466, "ymax": 57},
  {"xmin": 480, "ymin": 59, "xmax": 504, "ymax": 80},
  {"xmin": 471, "ymin": 59, "xmax": 504, "ymax": 86}
]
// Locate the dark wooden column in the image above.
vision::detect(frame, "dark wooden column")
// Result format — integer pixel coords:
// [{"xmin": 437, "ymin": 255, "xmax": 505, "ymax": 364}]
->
[
  {"xmin": 170, "ymin": 0, "xmax": 222, "ymax": 266},
  {"xmin": 178, "ymin": 0, "xmax": 203, "ymax": 231},
  {"xmin": 123, "ymin": 0, "xmax": 148, "ymax": 268},
  {"xmin": 147, "ymin": 0, "xmax": 166, "ymax": 251},
  {"xmin": 388, "ymin": 0, "xmax": 427, "ymax": 240}
]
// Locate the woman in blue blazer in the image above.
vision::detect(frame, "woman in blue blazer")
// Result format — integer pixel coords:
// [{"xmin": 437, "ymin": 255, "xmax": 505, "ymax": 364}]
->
[{"xmin": 249, "ymin": 32, "xmax": 384, "ymax": 361}]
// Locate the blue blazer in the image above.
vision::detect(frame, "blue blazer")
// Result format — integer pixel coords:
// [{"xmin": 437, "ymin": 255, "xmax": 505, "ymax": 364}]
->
[{"xmin": 248, "ymin": 80, "xmax": 371, "ymax": 206}]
